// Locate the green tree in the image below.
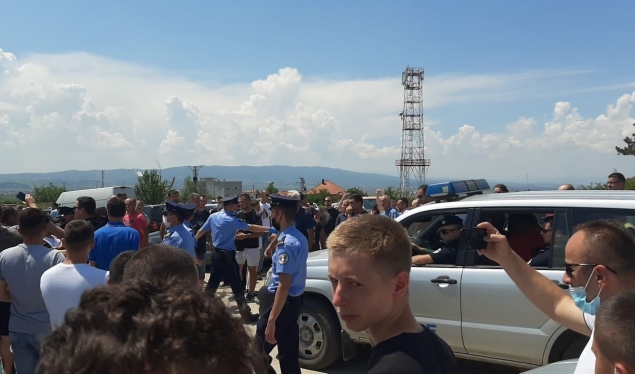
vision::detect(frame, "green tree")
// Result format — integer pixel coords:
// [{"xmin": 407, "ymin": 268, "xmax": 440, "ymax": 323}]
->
[
  {"xmin": 347, "ymin": 187, "xmax": 367, "ymax": 196},
  {"xmin": 383, "ymin": 186, "xmax": 401, "ymax": 201},
  {"xmin": 306, "ymin": 189, "xmax": 334, "ymax": 206},
  {"xmin": 32, "ymin": 183, "xmax": 66, "ymax": 204},
  {"xmin": 179, "ymin": 176, "xmax": 209, "ymax": 202},
  {"xmin": 134, "ymin": 169, "xmax": 175, "ymax": 205},
  {"xmin": 578, "ymin": 182, "xmax": 609, "ymax": 190},
  {"xmin": 616, "ymin": 123, "xmax": 635, "ymax": 156},
  {"xmin": 266, "ymin": 182, "xmax": 279, "ymax": 195}
]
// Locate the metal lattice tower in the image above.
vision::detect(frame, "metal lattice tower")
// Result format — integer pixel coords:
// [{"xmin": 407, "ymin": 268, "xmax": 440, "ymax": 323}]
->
[{"xmin": 395, "ymin": 67, "xmax": 430, "ymax": 197}]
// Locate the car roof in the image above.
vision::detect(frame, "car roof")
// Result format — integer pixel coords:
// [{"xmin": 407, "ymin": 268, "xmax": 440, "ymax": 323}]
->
[{"xmin": 399, "ymin": 190, "xmax": 635, "ymax": 220}]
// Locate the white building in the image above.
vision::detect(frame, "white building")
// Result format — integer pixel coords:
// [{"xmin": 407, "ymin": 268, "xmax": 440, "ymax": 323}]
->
[{"xmin": 202, "ymin": 178, "xmax": 242, "ymax": 198}]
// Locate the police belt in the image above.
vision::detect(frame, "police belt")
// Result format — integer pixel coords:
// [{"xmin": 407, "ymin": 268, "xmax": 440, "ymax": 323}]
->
[
  {"xmin": 268, "ymin": 292, "xmax": 304, "ymax": 302},
  {"xmin": 214, "ymin": 247, "xmax": 236, "ymax": 254}
]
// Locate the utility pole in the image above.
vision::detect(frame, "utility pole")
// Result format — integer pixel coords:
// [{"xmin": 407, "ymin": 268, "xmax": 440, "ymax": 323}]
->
[
  {"xmin": 189, "ymin": 165, "xmax": 203, "ymax": 193},
  {"xmin": 101, "ymin": 170, "xmax": 105, "ymax": 188},
  {"xmin": 299, "ymin": 177, "xmax": 306, "ymax": 192}
]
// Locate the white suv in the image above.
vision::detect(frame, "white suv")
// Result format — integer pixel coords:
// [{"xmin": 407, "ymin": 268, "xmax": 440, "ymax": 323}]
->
[{"xmin": 262, "ymin": 187, "xmax": 635, "ymax": 371}]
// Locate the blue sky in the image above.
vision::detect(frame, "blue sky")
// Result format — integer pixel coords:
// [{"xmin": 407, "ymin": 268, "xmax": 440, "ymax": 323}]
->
[{"xmin": 0, "ymin": 1, "xmax": 634, "ymax": 181}]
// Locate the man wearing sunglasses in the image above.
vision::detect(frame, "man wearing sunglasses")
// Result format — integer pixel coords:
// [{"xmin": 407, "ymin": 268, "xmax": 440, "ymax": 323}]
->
[
  {"xmin": 476, "ymin": 219, "xmax": 635, "ymax": 374},
  {"xmin": 412, "ymin": 216, "xmax": 463, "ymax": 265}
]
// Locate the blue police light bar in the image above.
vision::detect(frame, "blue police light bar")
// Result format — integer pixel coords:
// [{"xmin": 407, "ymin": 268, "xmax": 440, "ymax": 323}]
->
[{"xmin": 426, "ymin": 179, "xmax": 490, "ymax": 198}]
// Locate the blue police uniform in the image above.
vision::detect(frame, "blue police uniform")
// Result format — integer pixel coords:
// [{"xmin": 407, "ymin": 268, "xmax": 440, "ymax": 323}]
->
[
  {"xmin": 256, "ymin": 195, "xmax": 308, "ymax": 374},
  {"xmin": 200, "ymin": 195, "xmax": 264, "ymax": 323},
  {"xmin": 161, "ymin": 202, "xmax": 196, "ymax": 258}
]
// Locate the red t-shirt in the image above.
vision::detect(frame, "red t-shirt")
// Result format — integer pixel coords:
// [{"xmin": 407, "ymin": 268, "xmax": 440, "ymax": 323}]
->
[{"xmin": 124, "ymin": 212, "xmax": 148, "ymax": 247}]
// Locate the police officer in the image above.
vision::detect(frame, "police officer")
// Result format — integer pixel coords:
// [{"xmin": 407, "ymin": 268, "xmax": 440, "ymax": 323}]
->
[
  {"xmin": 162, "ymin": 201, "xmax": 196, "ymax": 259},
  {"xmin": 256, "ymin": 194, "xmax": 309, "ymax": 374},
  {"xmin": 195, "ymin": 195, "xmax": 274, "ymax": 323},
  {"xmin": 412, "ymin": 215, "xmax": 463, "ymax": 265}
]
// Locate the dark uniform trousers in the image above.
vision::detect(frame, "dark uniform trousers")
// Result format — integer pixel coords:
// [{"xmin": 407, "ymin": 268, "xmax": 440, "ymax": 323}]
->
[
  {"xmin": 206, "ymin": 248, "xmax": 252, "ymax": 315},
  {"xmin": 256, "ymin": 292, "xmax": 304, "ymax": 374}
]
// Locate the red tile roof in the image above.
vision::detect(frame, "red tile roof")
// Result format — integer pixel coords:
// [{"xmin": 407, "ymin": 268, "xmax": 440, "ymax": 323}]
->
[{"xmin": 306, "ymin": 180, "xmax": 345, "ymax": 195}]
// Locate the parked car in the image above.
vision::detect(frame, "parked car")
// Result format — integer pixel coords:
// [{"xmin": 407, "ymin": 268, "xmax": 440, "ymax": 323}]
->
[
  {"xmin": 521, "ymin": 359, "xmax": 577, "ymax": 373},
  {"xmin": 261, "ymin": 183, "xmax": 635, "ymax": 371},
  {"xmin": 143, "ymin": 204, "xmax": 165, "ymax": 233}
]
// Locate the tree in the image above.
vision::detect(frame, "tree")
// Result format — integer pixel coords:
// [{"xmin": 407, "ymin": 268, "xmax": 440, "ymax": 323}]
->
[
  {"xmin": 346, "ymin": 187, "xmax": 367, "ymax": 196},
  {"xmin": 306, "ymin": 189, "xmax": 334, "ymax": 206},
  {"xmin": 266, "ymin": 182, "xmax": 279, "ymax": 195},
  {"xmin": 179, "ymin": 176, "xmax": 209, "ymax": 202},
  {"xmin": 32, "ymin": 183, "xmax": 66, "ymax": 204},
  {"xmin": 134, "ymin": 169, "xmax": 175, "ymax": 205},
  {"xmin": 616, "ymin": 123, "xmax": 635, "ymax": 156},
  {"xmin": 578, "ymin": 182, "xmax": 610, "ymax": 190},
  {"xmin": 383, "ymin": 186, "xmax": 401, "ymax": 201}
]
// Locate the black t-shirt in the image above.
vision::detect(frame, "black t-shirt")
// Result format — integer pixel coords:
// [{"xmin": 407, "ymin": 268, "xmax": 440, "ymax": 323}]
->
[
  {"xmin": 367, "ymin": 326, "xmax": 460, "ymax": 374},
  {"xmin": 313, "ymin": 222, "xmax": 323, "ymax": 251},
  {"xmin": 324, "ymin": 207, "xmax": 340, "ymax": 235},
  {"xmin": 295, "ymin": 208, "xmax": 315, "ymax": 239},
  {"xmin": 190, "ymin": 210, "xmax": 210, "ymax": 256},
  {"xmin": 235, "ymin": 209, "xmax": 262, "ymax": 251},
  {"xmin": 86, "ymin": 216, "xmax": 108, "ymax": 231}
]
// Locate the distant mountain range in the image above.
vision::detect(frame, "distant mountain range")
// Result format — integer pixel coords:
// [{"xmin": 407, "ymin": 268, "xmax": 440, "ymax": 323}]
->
[{"xmin": 0, "ymin": 165, "xmax": 563, "ymax": 195}]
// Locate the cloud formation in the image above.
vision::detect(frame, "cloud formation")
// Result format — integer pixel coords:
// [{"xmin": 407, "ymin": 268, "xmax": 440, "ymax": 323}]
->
[{"xmin": 0, "ymin": 47, "xmax": 634, "ymax": 183}]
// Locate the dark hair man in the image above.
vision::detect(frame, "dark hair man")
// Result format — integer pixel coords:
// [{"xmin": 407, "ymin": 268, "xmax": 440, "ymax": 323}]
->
[
  {"xmin": 123, "ymin": 244, "xmax": 199, "ymax": 289},
  {"xmin": 160, "ymin": 190, "xmax": 180, "ymax": 240},
  {"xmin": 327, "ymin": 214, "xmax": 459, "ymax": 373},
  {"xmin": 397, "ymin": 197, "xmax": 409, "ymax": 213},
  {"xmin": 74, "ymin": 196, "xmax": 107, "ymax": 231},
  {"xmin": 235, "ymin": 194, "xmax": 263, "ymax": 302},
  {"xmin": 493, "ymin": 184, "xmax": 509, "ymax": 193},
  {"xmin": 0, "ymin": 208, "xmax": 65, "ymax": 373},
  {"xmin": 195, "ymin": 195, "xmax": 274, "ymax": 323},
  {"xmin": 88, "ymin": 197, "xmax": 140, "ymax": 271},
  {"xmin": 256, "ymin": 195, "xmax": 309, "ymax": 374},
  {"xmin": 40, "ymin": 220, "xmax": 107, "ymax": 328},
  {"xmin": 607, "ymin": 172, "xmax": 626, "ymax": 190},
  {"xmin": 36, "ymin": 279, "xmax": 265, "ymax": 374},
  {"xmin": 412, "ymin": 215, "xmax": 463, "ymax": 265},
  {"xmin": 593, "ymin": 290, "xmax": 635, "ymax": 374},
  {"xmin": 189, "ymin": 193, "xmax": 211, "ymax": 284},
  {"xmin": 348, "ymin": 194, "xmax": 368, "ymax": 216},
  {"xmin": 477, "ymin": 219, "xmax": 635, "ymax": 374},
  {"xmin": 107, "ymin": 250, "xmax": 136, "ymax": 285}
]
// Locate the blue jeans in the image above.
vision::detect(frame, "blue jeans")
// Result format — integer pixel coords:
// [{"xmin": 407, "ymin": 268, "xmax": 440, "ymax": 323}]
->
[
  {"xmin": 10, "ymin": 332, "xmax": 45, "ymax": 374},
  {"xmin": 258, "ymin": 232, "xmax": 271, "ymax": 272}
]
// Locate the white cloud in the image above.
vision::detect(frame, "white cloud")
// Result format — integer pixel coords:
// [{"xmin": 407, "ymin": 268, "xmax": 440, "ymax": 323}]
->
[{"xmin": 0, "ymin": 46, "xmax": 634, "ymax": 183}]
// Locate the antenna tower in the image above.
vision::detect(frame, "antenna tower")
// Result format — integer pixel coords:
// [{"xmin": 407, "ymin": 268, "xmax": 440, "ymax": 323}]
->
[{"xmin": 395, "ymin": 67, "xmax": 430, "ymax": 197}]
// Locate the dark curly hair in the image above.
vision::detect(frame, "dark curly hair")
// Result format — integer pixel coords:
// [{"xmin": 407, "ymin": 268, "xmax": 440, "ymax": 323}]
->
[{"xmin": 36, "ymin": 279, "xmax": 266, "ymax": 374}]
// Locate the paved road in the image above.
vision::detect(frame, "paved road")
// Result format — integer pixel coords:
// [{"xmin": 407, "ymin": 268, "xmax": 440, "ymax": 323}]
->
[{"xmin": 215, "ymin": 280, "xmax": 524, "ymax": 374}]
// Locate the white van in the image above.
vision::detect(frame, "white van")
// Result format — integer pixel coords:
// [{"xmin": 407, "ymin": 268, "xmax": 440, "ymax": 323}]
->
[{"xmin": 56, "ymin": 186, "xmax": 135, "ymax": 208}]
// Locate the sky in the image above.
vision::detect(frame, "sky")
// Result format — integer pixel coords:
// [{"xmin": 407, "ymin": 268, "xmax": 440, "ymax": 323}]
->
[{"xmin": 0, "ymin": 0, "xmax": 634, "ymax": 183}]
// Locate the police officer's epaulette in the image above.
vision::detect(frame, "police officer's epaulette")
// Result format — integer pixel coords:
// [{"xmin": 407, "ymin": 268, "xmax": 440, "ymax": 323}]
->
[{"xmin": 277, "ymin": 236, "xmax": 285, "ymax": 246}]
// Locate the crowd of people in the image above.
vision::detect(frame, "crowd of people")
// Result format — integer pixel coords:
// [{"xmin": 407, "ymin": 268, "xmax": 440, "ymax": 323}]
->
[{"xmin": 0, "ymin": 171, "xmax": 632, "ymax": 373}]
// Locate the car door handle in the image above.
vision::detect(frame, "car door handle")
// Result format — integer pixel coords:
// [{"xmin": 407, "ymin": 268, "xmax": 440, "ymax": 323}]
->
[{"xmin": 430, "ymin": 276, "xmax": 457, "ymax": 285}]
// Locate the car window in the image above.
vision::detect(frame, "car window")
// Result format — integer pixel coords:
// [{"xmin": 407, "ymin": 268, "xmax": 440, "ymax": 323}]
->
[
  {"xmin": 571, "ymin": 208, "xmax": 635, "ymax": 232},
  {"xmin": 402, "ymin": 209, "xmax": 469, "ymax": 263},
  {"xmin": 473, "ymin": 208, "xmax": 557, "ymax": 267}
]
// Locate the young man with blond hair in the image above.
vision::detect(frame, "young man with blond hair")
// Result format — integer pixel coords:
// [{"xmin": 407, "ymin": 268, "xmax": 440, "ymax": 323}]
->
[{"xmin": 327, "ymin": 214, "xmax": 459, "ymax": 373}]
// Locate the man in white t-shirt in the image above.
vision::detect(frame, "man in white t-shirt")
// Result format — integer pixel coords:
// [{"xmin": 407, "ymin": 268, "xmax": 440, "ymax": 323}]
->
[
  {"xmin": 257, "ymin": 190, "xmax": 272, "ymax": 278},
  {"xmin": 592, "ymin": 290, "xmax": 635, "ymax": 374},
  {"xmin": 477, "ymin": 219, "xmax": 635, "ymax": 374},
  {"xmin": 41, "ymin": 220, "xmax": 108, "ymax": 329}
]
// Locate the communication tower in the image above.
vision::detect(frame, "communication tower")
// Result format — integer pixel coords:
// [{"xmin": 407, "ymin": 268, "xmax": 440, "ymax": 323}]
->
[{"xmin": 395, "ymin": 67, "xmax": 430, "ymax": 197}]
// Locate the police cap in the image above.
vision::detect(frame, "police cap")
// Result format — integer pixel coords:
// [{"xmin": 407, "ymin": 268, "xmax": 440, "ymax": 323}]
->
[
  {"xmin": 221, "ymin": 195, "xmax": 239, "ymax": 205},
  {"xmin": 270, "ymin": 194, "xmax": 300, "ymax": 208},
  {"xmin": 440, "ymin": 216, "xmax": 463, "ymax": 226},
  {"xmin": 163, "ymin": 201, "xmax": 197, "ymax": 215}
]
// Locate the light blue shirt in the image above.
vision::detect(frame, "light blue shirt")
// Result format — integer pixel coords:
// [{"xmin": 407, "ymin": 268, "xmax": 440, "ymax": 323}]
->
[
  {"xmin": 381, "ymin": 206, "xmax": 401, "ymax": 220},
  {"xmin": 268, "ymin": 225, "xmax": 309, "ymax": 297},
  {"xmin": 162, "ymin": 223, "xmax": 196, "ymax": 258},
  {"xmin": 201, "ymin": 210, "xmax": 249, "ymax": 251}
]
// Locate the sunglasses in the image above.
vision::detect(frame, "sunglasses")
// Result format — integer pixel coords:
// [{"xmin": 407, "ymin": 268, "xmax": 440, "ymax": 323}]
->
[
  {"xmin": 439, "ymin": 228, "xmax": 459, "ymax": 235},
  {"xmin": 564, "ymin": 263, "xmax": 618, "ymax": 277}
]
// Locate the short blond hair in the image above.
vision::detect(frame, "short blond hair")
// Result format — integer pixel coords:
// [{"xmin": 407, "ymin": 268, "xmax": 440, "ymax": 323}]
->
[{"xmin": 327, "ymin": 214, "xmax": 412, "ymax": 277}]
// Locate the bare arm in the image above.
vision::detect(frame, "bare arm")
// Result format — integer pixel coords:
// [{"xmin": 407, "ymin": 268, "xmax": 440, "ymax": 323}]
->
[
  {"xmin": 307, "ymin": 229, "xmax": 314, "ymax": 251},
  {"xmin": 46, "ymin": 222, "xmax": 64, "ymax": 239},
  {"xmin": 195, "ymin": 228, "xmax": 206, "ymax": 240},
  {"xmin": 412, "ymin": 254, "xmax": 434, "ymax": 265},
  {"xmin": 477, "ymin": 222, "xmax": 590, "ymax": 336},
  {"xmin": 0, "ymin": 280, "xmax": 10, "ymax": 302}
]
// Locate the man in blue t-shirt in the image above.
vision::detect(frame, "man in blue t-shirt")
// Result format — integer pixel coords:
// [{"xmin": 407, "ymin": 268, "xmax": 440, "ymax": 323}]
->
[{"xmin": 89, "ymin": 196, "xmax": 140, "ymax": 271}]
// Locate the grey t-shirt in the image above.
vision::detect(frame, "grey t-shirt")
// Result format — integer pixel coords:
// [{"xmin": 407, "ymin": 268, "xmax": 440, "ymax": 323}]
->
[{"xmin": 0, "ymin": 244, "xmax": 65, "ymax": 334}]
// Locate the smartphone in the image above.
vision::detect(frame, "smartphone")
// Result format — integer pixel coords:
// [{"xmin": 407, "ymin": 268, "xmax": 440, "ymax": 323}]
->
[
  {"xmin": 462, "ymin": 228, "xmax": 488, "ymax": 250},
  {"xmin": 16, "ymin": 191, "xmax": 26, "ymax": 202}
]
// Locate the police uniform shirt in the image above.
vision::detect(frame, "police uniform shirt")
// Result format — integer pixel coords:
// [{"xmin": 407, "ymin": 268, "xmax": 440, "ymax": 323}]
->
[
  {"xmin": 268, "ymin": 225, "xmax": 309, "ymax": 297},
  {"xmin": 429, "ymin": 241, "xmax": 459, "ymax": 265},
  {"xmin": 162, "ymin": 223, "xmax": 196, "ymax": 258},
  {"xmin": 201, "ymin": 210, "xmax": 249, "ymax": 250}
]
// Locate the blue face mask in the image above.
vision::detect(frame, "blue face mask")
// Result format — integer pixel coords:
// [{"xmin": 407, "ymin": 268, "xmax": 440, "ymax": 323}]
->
[{"xmin": 569, "ymin": 268, "xmax": 602, "ymax": 315}]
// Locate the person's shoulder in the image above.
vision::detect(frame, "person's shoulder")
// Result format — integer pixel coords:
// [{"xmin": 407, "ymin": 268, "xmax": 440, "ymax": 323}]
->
[{"xmin": 367, "ymin": 351, "xmax": 424, "ymax": 374}]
